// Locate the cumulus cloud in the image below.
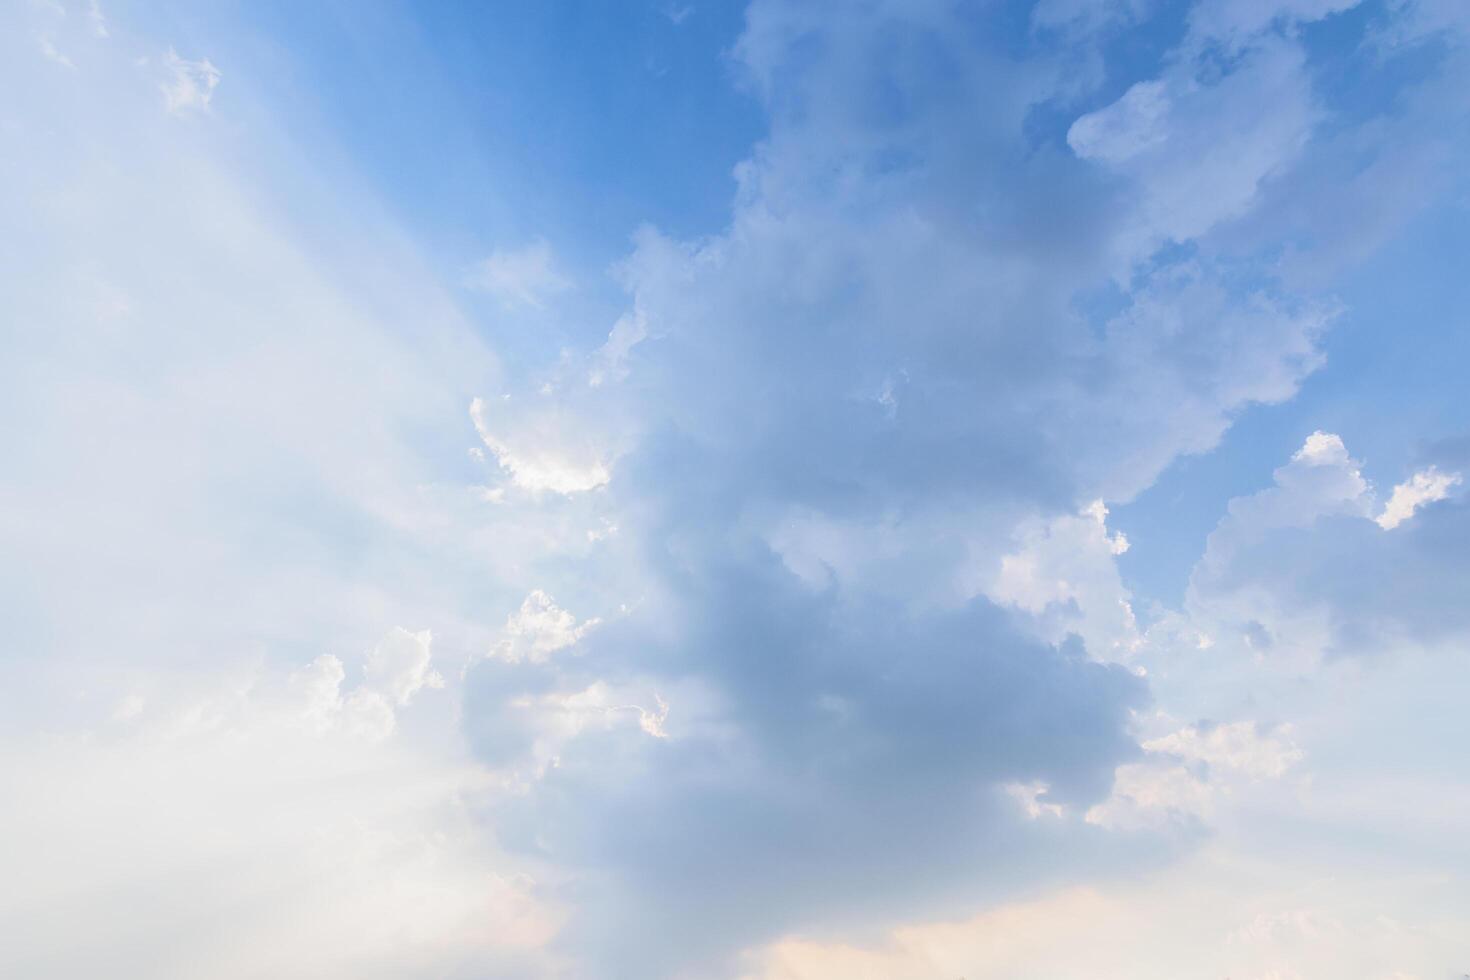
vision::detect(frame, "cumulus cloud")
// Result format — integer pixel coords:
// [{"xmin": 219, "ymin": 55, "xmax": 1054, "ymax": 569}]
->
[
  {"xmin": 1084, "ymin": 757, "xmax": 1219, "ymax": 831},
  {"xmin": 750, "ymin": 633, "xmax": 1470, "ymax": 977},
  {"xmin": 443, "ymin": 1, "xmax": 1378, "ymax": 971},
  {"xmin": 470, "ymin": 592, "xmax": 1145, "ymax": 972},
  {"xmin": 1188, "ymin": 432, "xmax": 1470, "ymax": 661},
  {"xmin": 986, "ymin": 499, "xmax": 1141, "ymax": 662},
  {"xmin": 364, "ymin": 627, "xmax": 444, "ymax": 705},
  {"xmin": 1143, "ymin": 720, "xmax": 1303, "ymax": 779},
  {"xmin": 1081, "ymin": 716, "xmax": 1304, "ymax": 832},
  {"xmin": 470, "ymin": 396, "xmax": 612, "ymax": 494},
  {"xmin": 287, "ymin": 628, "xmax": 444, "ymax": 739},
  {"xmin": 480, "ymin": 0, "xmax": 1469, "ymax": 968},
  {"xmin": 1376, "ymin": 466, "xmax": 1461, "ymax": 529},
  {"xmin": 491, "ymin": 590, "xmax": 600, "ymax": 664},
  {"xmin": 11, "ymin": 0, "xmax": 1470, "ymax": 977}
]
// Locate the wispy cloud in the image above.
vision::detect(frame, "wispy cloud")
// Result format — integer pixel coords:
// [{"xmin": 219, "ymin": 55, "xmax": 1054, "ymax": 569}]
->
[
  {"xmin": 162, "ymin": 47, "xmax": 220, "ymax": 113},
  {"xmin": 466, "ymin": 239, "xmax": 571, "ymax": 309}
]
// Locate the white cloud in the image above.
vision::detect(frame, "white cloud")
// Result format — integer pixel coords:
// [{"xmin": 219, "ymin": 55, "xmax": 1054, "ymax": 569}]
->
[
  {"xmin": 1067, "ymin": 80, "xmax": 1170, "ymax": 164},
  {"xmin": 1143, "ymin": 720, "xmax": 1303, "ymax": 779},
  {"xmin": 589, "ymin": 309, "xmax": 648, "ymax": 386},
  {"xmin": 1069, "ymin": 38, "xmax": 1320, "ymax": 267},
  {"xmin": 1376, "ymin": 466, "xmax": 1461, "ymax": 529},
  {"xmin": 1182, "ymin": 432, "xmax": 1376, "ymax": 667},
  {"xmin": 1084, "ymin": 758, "xmax": 1217, "ymax": 829},
  {"xmin": 1084, "ymin": 718, "xmax": 1303, "ymax": 831},
  {"xmin": 290, "ymin": 653, "xmax": 350, "ymax": 731},
  {"xmin": 1208, "ymin": 430, "xmax": 1374, "ymax": 542},
  {"xmin": 470, "ymin": 396, "xmax": 612, "ymax": 494},
  {"xmin": 1002, "ymin": 780, "xmax": 1067, "ymax": 820},
  {"xmin": 466, "ymin": 239, "xmax": 571, "ymax": 309},
  {"xmin": 987, "ymin": 499, "xmax": 1140, "ymax": 661},
  {"xmin": 87, "ymin": 0, "xmax": 108, "ymax": 38},
  {"xmin": 162, "ymin": 48, "xmax": 220, "ymax": 114},
  {"xmin": 490, "ymin": 681, "xmax": 672, "ymax": 790},
  {"xmin": 364, "ymin": 627, "xmax": 444, "ymax": 705},
  {"xmin": 492, "ymin": 590, "xmax": 600, "ymax": 663},
  {"xmin": 1182, "ymin": 432, "xmax": 1470, "ymax": 664},
  {"xmin": 287, "ymin": 629, "xmax": 444, "ymax": 740},
  {"xmin": 1292, "ymin": 429, "xmax": 1345, "ymax": 465}
]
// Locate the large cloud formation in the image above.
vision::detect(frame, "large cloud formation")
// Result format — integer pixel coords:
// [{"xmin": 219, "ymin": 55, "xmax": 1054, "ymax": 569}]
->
[
  {"xmin": 8, "ymin": 0, "xmax": 1470, "ymax": 977},
  {"xmin": 452, "ymin": 0, "xmax": 1390, "ymax": 973}
]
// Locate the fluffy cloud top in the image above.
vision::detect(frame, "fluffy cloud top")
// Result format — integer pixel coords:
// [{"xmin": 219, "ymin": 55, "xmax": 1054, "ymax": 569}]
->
[
  {"xmin": 1189, "ymin": 433, "xmax": 1470, "ymax": 662},
  {"xmin": 1376, "ymin": 466, "xmax": 1461, "ymax": 529}
]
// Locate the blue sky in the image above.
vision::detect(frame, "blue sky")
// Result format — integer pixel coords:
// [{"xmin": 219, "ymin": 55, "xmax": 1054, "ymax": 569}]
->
[{"xmin": 5, "ymin": 1, "xmax": 1470, "ymax": 978}]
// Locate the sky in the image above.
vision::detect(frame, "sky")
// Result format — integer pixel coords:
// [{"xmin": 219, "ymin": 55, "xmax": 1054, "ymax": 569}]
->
[{"xmin": 3, "ymin": 0, "xmax": 1470, "ymax": 978}]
